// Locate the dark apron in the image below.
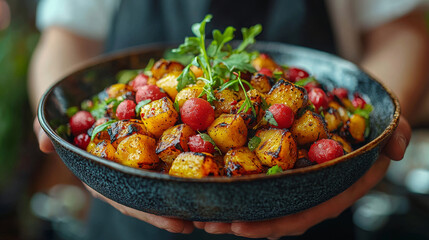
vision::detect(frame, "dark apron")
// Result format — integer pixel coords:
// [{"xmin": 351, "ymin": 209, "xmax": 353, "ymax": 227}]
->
[{"xmin": 90, "ymin": 1, "xmax": 351, "ymax": 239}]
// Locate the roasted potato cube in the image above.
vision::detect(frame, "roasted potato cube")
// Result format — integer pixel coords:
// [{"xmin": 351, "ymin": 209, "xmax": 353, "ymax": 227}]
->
[
  {"xmin": 213, "ymin": 89, "xmax": 242, "ymax": 117},
  {"xmin": 156, "ymin": 71, "xmax": 181, "ymax": 100},
  {"xmin": 169, "ymin": 152, "xmax": 220, "ymax": 178},
  {"xmin": 230, "ymin": 89, "xmax": 264, "ymax": 128},
  {"xmin": 323, "ymin": 108, "xmax": 343, "ymax": 132},
  {"xmin": 266, "ymin": 79, "xmax": 308, "ymax": 114},
  {"xmin": 106, "ymin": 83, "xmax": 134, "ymax": 99},
  {"xmin": 250, "ymin": 73, "xmax": 272, "ymax": 93},
  {"xmin": 349, "ymin": 114, "xmax": 366, "ymax": 142},
  {"xmin": 224, "ymin": 147, "xmax": 264, "ymax": 176},
  {"xmin": 255, "ymin": 128, "xmax": 297, "ymax": 170},
  {"xmin": 107, "ymin": 119, "xmax": 151, "ymax": 148},
  {"xmin": 140, "ymin": 97, "xmax": 179, "ymax": 138},
  {"xmin": 88, "ymin": 140, "xmax": 117, "ymax": 161},
  {"xmin": 115, "ymin": 134, "xmax": 159, "ymax": 169},
  {"xmin": 190, "ymin": 65, "xmax": 203, "ymax": 78},
  {"xmin": 331, "ymin": 134, "xmax": 353, "ymax": 153},
  {"xmin": 151, "ymin": 59, "xmax": 184, "ymax": 79},
  {"xmin": 156, "ymin": 124, "xmax": 196, "ymax": 165},
  {"xmin": 251, "ymin": 54, "xmax": 279, "ymax": 71},
  {"xmin": 175, "ymin": 85, "xmax": 205, "ymax": 108},
  {"xmin": 207, "ymin": 114, "xmax": 248, "ymax": 153},
  {"xmin": 291, "ymin": 110, "xmax": 329, "ymax": 146}
]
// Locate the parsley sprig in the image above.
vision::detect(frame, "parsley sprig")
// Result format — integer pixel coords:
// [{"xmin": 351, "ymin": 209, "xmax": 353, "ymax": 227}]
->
[{"xmin": 172, "ymin": 14, "xmax": 262, "ymax": 102}]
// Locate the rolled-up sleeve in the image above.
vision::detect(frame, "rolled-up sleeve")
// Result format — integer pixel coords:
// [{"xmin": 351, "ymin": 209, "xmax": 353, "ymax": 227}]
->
[{"xmin": 36, "ymin": 0, "xmax": 120, "ymax": 40}]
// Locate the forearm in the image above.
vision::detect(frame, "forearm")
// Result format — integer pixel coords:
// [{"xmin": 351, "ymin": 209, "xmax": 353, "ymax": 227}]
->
[
  {"xmin": 361, "ymin": 11, "xmax": 429, "ymax": 123},
  {"xmin": 29, "ymin": 27, "xmax": 103, "ymax": 111}
]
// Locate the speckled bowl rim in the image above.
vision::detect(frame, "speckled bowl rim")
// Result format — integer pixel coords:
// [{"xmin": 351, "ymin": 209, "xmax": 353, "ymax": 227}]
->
[{"xmin": 38, "ymin": 42, "xmax": 401, "ymax": 183}]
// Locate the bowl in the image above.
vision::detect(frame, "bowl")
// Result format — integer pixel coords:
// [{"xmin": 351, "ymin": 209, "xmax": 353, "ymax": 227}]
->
[{"xmin": 38, "ymin": 42, "xmax": 400, "ymax": 221}]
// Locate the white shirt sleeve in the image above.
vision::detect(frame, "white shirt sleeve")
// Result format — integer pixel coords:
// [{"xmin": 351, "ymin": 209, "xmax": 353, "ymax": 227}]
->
[
  {"xmin": 36, "ymin": 0, "xmax": 120, "ymax": 40},
  {"xmin": 354, "ymin": 0, "xmax": 429, "ymax": 30}
]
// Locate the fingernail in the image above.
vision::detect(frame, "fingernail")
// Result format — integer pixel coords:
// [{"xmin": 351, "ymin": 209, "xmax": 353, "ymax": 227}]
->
[{"xmin": 398, "ymin": 135, "xmax": 407, "ymax": 152}]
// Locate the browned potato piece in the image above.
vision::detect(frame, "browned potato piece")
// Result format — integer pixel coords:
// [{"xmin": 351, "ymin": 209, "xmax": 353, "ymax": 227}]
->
[
  {"xmin": 323, "ymin": 108, "xmax": 343, "ymax": 132},
  {"xmin": 230, "ymin": 89, "xmax": 264, "ymax": 128},
  {"xmin": 349, "ymin": 114, "xmax": 366, "ymax": 142},
  {"xmin": 156, "ymin": 124, "xmax": 196, "ymax": 165},
  {"xmin": 207, "ymin": 114, "xmax": 248, "ymax": 153},
  {"xmin": 255, "ymin": 128, "xmax": 297, "ymax": 170},
  {"xmin": 251, "ymin": 54, "xmax": 279, "ymax": 71},
  {"xmin": 115, "ymin": 134, "xmax": 159, "ymax": 169},
  {"xmin": 224, "ymin": 147, "xmax": 264, "ymax": 176},
  {"xmin": 331, "ymin": 134, "xmax": 353, "ymax": 153},
  {"xmin": 140, "ymin": 97, "xmax": 178, "ymax": 138},
  {"xmin": 250, "ymin": 73, "xmax": 272, "ymax": 93},
  {"xmin": 156, "ymin": 71, "xmax": 180, "ymax": 100},
  {"xmin": 291, "ymin": 110, "xmax": 329, "ymax": 146},
  {"xmin": 213, "ymin": 89, "xmax": 242, "ymax": 118},
  {"xmin": 175, "ymin": 85, "xmax": 205, "ymax": 108},
  {"xmin": 169, "ymin": 152, "xmax": 220, "ymax": 178},
  {"xmin": 108, "ymin": 119, "xmax": 151, "ymax": 148},
  {"xmin": 266, "ymin": 79, "xmax": 308, "ymax": 114},
  {"xmin": 190, "ymin": 65, "xmax": 203, "ymax": 78},
  {"xmin": 106, "ymin": 83, "xmax": 134, "ymax": 99},
  {"xmin": 151, "ymin": 59, "xmax": 184, "ymax": 79},
  {"xmin": 88, "ymin": 140, "xmax": 117, "ymax": 161}
]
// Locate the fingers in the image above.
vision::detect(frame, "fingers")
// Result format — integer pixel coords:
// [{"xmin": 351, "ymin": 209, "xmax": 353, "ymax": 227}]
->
[
  {"xmin": 382, "ymin": 117, "xmax": 412, "ymax": 160},
  {"xmin": 83, "ymin": 184, "xmax": 194, "ymax": 234},
  {"xmin": 33, "ymin": 118, "xmax": 55, "ymax": 153}
]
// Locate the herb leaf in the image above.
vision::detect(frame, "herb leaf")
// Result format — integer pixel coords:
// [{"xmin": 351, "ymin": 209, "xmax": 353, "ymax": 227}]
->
[
  {"xmin": 91, "ymin": 120, "xmax": 117, "ymax": 141},
  {"xmin": 264, "ymin": 110, "xmax": 278, "ymax": 126},
  {"xmin": 199, "ymin": 133, "xmax": 221, "ymax": 154},
  {"xmin": 248, "ymin": 136, "xmax": 261, "ymax": 151},
  {"xmin": 294, "ymin": 77, "xmax": 317, "ymax": 87},
  {"xmin": 135, "ymin": 99, "xmax": 151, "ymax": 116},
  {"xmin": 236, "ymin": 24, "xmax": 262, "ymax": 53},
  {"xmin": 266, "ymin": 165, "xmax": 283, "ymax": 175},
  {"xmin": 66, "ymin": 106, "xmax": 79, "ymax": 118}
]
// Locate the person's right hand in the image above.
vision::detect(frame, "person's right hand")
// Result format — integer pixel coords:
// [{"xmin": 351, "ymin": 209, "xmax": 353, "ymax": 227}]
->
[{"xmin": 34, "ymin": 117, "xmax": 55, "ymax": 153}]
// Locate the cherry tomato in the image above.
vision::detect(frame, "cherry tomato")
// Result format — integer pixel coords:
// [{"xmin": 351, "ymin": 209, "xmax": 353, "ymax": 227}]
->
[
  {"xmin": 308, "ymin": 139, "xmax": 344, "ymax": 164},
  {"xmin": 74, "ymin": 133, "xmax": 91, "ymax": 150},
  {"xmin": 308, "ymin": 88, "xmax": 329, "ymax": 110},
  {"xmin": 287, "ymin": 67, "xmax": 309, "ymax": 82},
  {"xmin": 69, "ymin": 110, "xmax": 95, "ymax": 136},
  {"xmin": 304, "ymin": 81, "xmax": 320, "ymax": 93},
  {"xmin": 180, "ymin": 98, "xmax": 215, "ymax": 131},
  {"xmin": 130, "ymin": 73, "xmax": 149, "ymax": 91},
  {"xmin": 136, "ymin": 85, "xmax": 167, "ymax": 103},
  {"xmin": 188, "ymin": 134, "xmax": 215, "ymax": 153},
  {"xmin": 352, "ymin": 93, "xmax": 367, "ymax": 109},
  {"xmin": 258, "ymin": 68, "xmax": 273, "ymax": 77},
  {"xmin": 267, "ymin": 104, "xmax": 294, "ymax": 129},
  {"xmin": 116, "ymin": 100, "xmax": 136, "ymax": 120},
  {"xmin": 331, "ymin": 88, "xmax": 348, "ymax": 99}
]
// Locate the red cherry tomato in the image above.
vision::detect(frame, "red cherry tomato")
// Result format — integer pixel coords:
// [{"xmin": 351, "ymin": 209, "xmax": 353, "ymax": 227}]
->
[
  {"xmin": 116, "ymin": 100, "xmax": 136, "ymax": 120},
  {"xmin": 308, "ymin": 88, "xmax": 329, "ymax": 110},
  {"xmin": 303, "ymin": 81, "xmax": 320, "ymax": 93},
  {"xmin": 259, "ymin": 53, "xmax": 270, "ymax": 59},
  {"xmin": 136, "ymin": 85, "xmax": 167, "ymax": 103},
  {"xmin": 69, "ymin": 111, "xmax": 95, "ymax": 136},
  {"xmin": 267, "ymin": 104, "xmax": 294, "ymax": 129},
  {"xmin": 258, "ymin": 68, "xmax": 273, "ymax": 77},
  {"xmin": 308, "ymin": 139, "xmax": 344, "ymax": 164},
  {"xmin": 130, "ymin": 73, "xmax": 149, "ymax": 91},
  {"xmin": 331, "ymin": 88, "xmax": 348, "ymax": 99},
  {"xmin": 287, "ymin": 67, "xmax": 309, "ymax": 82},
  {"xmin": 188, "ymin": 134, "xmax": 215, "ymax": 153},
  {"xmin": 180, "ymin": 98, "xmax": 215, "ymax": 131},
  {"xmin": 352, "ymin": 93, "xmax": 367, "ymax": 109},
  {"xmin": 74, "ymin": 133, "xmax": 91, "ymax": 150}
]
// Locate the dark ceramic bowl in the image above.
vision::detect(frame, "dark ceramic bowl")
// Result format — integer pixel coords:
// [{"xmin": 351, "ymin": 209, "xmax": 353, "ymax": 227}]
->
[{"xmin": 38, "ymin": 42, "xmax": 400, "ymax": 221}]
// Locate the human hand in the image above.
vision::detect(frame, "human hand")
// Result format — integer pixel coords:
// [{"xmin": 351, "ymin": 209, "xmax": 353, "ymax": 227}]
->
[
  {"xmin": 34, "ymin": 117, "xmax": 55, "ymax": 153},
  {"xmin": 34, "ymin": 116, "xmax": 411, "ymax": 238}
]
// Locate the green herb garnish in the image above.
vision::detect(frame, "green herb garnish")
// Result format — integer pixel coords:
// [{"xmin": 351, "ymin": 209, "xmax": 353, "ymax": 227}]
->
[
  {"xmin": 199, "ymin": 132, "xmax": 222, "ymax": 154},
  {"xmin": 294, "ymin": 77, "xmax": 317, "ymax": 87},
  {"xmin": 135, "ymin": 99, "xmax": 151, "ymax": 116},
  {"xmin": 91, "ymin": 120, "xmax": 117, "ymax": 141},
  {"xmin": 266, "ymin": 165, "xmax": 283, "ymax": 175},
  {"xmin": 264, "ymin": 110, "xmax": 278, "ymax": 126},
  {"xmin": 66, "ymin": 106, "xmax": 79, "ymax": 118},
  {"xmin": 248, "ymin": 136, "xmax": 261, "ymax": 151}
]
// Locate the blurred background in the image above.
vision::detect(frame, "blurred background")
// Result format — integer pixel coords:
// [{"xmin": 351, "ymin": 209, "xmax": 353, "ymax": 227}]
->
[{"xmin": 0, "ymin": 0, "xmax": 429, "ymax": 239}]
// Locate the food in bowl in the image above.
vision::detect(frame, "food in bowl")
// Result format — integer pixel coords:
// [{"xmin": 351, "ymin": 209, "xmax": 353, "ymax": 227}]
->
[{"xmin": 57, "ymin": 15, "xmax": 373, "ymax": 178}]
